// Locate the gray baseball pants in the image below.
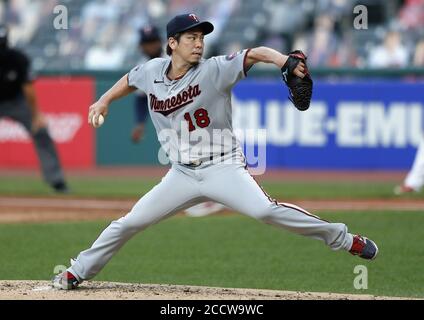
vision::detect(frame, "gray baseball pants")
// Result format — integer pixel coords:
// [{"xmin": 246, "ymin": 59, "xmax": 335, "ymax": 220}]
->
[{"xmin": 69, "ymin": 161, "xmax": 353, "ymax": 281}]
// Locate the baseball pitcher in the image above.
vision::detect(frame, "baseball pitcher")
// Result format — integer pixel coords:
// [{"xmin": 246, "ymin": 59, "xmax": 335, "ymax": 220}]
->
[{"xmin": 53, "ymin": 13, "xmax": 378, "ymax": 290}]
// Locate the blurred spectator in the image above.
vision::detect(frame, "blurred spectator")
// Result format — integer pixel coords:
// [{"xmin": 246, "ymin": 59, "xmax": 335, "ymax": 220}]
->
[
  {"xmin": 291, "ymin": 33, "xmax": 309, "ymax": 53},
  {"xmin": 146, "ymin": 0, "xmax": 167, "ymax": 18},
  {"xmin": 413, "ymin": 38, "xmax": 424, "ymax": 66},
  {"xmin": 84, "ymin": 24, "xmax": 125, "ymax": 70},
  {"xmin": 2, "ymin": 0, "xmax": 424, "ymax": 70},
  {"xmin": 168, "ymin": 0, "xmax": 202, "ymax": 15},
  {"xmin": 314, "ymin": 0, "xmax": 353, "ymax": 17},
  {"xmin": 202, "ymin": 0, "xmax": 237, "ymax": 55},
  {"xmin": 398, "ymin": 0, "xmax": 424, "ymax": 31},
  {"xmin": 329, "ymin": 31, "xmax": 359, "ymax": 67},
  {"xmin": 263, "ymin": 35, "xmax": 287, "ymax": 57},
  {"xmin": 368, "ymin": 30, "xmax": 409, "ymax": 68},
  {"xmin": 3, "ymin": 0, "xmax": 50, "ymax": 46},
  {"xmin": 80, "ymin": 0, "xmax": 121, "ymax": 43},
  {"xmin": 262, "ymin": 0, "xmax": 308, "ymax": 51},
  {"xmin": 306, "ymin": 14, "xmax": 339, "ymax": 67},
  {"xmin": 263, "ymin": 0, "xmax": 308, "ymax": 35},
  {"xmin": 0, "ymin": 1, "xmax": 5, "ymax": 21}
]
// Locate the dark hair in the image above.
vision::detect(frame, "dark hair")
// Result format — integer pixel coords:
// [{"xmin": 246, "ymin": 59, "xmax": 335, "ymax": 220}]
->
[{"xmin": 166, "ymin": 33, "xmax": 181, "ymax": 55}]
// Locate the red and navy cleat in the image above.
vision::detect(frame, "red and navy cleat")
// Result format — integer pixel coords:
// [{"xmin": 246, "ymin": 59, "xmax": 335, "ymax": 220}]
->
[
  {"xmin": 52, "ymin": 271, "xmax": 80, "ymax": 290},
  {"xmin": 349, "ymin": 235, "xmax": 379, "ymax": 260}
]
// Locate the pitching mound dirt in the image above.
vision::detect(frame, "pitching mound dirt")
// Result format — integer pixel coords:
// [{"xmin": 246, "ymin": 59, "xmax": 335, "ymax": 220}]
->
[{"xmin": 0, "ymin": 281, "xmax": 411, "ymax": 300}]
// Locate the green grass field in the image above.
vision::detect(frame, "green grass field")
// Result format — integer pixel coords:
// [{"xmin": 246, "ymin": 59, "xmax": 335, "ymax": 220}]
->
[
  {"xmin": 0, "ymin": 213, "xmax": 423, "ymax": 298},
  {"xmin": 0, "ymin": 175, "xmax": 423, "ymax": 298}
]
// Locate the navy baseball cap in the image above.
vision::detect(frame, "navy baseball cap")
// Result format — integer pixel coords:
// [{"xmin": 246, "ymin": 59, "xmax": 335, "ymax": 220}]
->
[
  {"xmin": 139, "ymin": 25, "xmax": 161, "ymax": 44},
  {"xmin": 166, "ymin": 13, "xmax": 214, "ymax": 38}
]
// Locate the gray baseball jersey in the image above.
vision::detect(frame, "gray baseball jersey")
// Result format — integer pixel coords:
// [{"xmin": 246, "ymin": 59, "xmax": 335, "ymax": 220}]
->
[
  {"xmin": 128, "ymin": 50, "xmax": 248, "ymax": 165},
  {"xmin": 134, "ymin": 54, "xmax": 164, "ymax": 97}
]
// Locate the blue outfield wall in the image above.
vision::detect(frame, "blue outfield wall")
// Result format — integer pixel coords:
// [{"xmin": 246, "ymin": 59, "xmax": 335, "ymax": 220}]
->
[{"xmin": 231, "ymin": 80, "xmax": 424, "ymax": 170}]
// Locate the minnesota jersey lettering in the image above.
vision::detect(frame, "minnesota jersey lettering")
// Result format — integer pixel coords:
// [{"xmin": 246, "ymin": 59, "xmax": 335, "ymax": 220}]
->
[{"xmin": 149, "ymin": 84, "xmax": 201, "ymax": 116}]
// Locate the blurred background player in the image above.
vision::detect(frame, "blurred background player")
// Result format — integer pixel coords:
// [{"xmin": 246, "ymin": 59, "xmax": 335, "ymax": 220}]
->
[
  {"xmin": 394, "ymin": 136, "xmax": 424, "ymax": 195},
  {"xmin": 185, "ymin": 200, "xmax": 226, "ymax": 217},
  {"xmin": 131, "ymin": 25, "xmax": 163, "ymax": 143},
  {"xmin": 0, "ymin": 24, "xmax": 69, "ymax": 193}
]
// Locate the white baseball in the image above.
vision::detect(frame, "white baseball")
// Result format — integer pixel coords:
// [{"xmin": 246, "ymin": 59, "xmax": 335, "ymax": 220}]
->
[{"xmin": 92, "ymin": 114, "xmax": 104, "ymax": 128}]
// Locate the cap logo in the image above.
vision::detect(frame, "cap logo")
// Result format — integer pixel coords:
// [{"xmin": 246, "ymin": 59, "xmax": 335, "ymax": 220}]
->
[
  {"xmin": 143, "ymin": 26, "xmax": 152, "ymax": 34},
  {"xmin": 189, "ymin": 14, "xmax": 199, "ymax": 22}
]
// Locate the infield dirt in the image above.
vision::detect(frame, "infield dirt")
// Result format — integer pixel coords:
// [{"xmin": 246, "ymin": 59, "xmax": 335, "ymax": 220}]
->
[{"xmin": 0, "ymin": 280, "xmax": 416, "ymax": 300}]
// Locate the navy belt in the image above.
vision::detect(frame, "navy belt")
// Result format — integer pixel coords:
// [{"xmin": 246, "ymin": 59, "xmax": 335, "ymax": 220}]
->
[{"xmin": 181, "ymin": 153, "xmax": 225, "ymax": 167}]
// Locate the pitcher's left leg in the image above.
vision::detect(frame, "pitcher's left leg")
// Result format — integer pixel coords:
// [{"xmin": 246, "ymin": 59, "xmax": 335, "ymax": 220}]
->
[{"xmin": 203, "ymin": 164, "xmax": 352, "ymax": 251}]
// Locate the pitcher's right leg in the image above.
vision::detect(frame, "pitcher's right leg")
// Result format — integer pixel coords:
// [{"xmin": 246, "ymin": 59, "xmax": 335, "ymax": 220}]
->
[{"xmin": 68, "ymin": 166, "xmax": 201, "ymax": 281}]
